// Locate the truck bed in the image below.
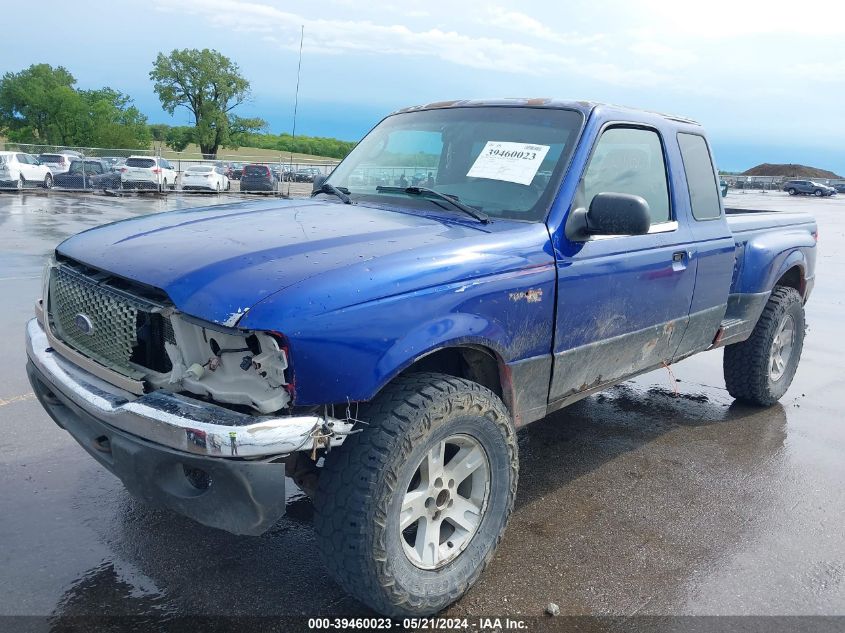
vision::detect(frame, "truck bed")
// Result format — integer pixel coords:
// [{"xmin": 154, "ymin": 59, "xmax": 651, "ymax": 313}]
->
[
  {"xmin": 715, "ymin": 207, "xmax": 817, "ymax": 347},
  {"xmin": 725, "ymin": 208, "xmax": 816, "ymax": 234}
]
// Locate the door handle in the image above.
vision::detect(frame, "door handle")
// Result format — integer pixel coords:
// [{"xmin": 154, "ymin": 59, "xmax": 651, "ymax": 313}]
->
[{"xmin": 672, "ymin": 251, "xmax": 689, "ymax": 271}]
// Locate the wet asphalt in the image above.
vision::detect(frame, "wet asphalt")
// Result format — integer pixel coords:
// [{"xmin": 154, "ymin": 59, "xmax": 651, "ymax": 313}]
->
[{"xmin": 0, "ymin": 190, "xmax": 842, "ymax": 623}]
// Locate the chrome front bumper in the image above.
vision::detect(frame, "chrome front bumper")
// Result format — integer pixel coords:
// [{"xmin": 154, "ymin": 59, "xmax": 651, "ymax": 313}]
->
[{"xmin": 25, "ymin": 318, "xmax": 354, "ymax": 459}]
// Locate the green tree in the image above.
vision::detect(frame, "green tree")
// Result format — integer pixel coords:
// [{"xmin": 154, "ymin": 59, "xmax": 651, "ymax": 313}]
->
[
  {"xmin": 80, "ymin": 88, "xmax": 151, "ymax": 149},
  {"xmin": 0, "ymin": 64, "xmax": 150, "ymax": 148},
  {"xmin": 0, "ymin": 64, "xmax": 79, "ymax": 144},
  {"xmin": 164, "ymin": 126, "xmax": 194, "ymax": 152},
  {"xmin": 148, "ymin": 123, "xmax": 170, "ymax": 142},
  {"xmin": 150, "ymin": 48, "xmax": 266, "ymax": 158}
]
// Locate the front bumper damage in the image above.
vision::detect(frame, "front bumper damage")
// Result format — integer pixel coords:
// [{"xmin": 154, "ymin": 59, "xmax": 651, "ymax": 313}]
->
[{"xmin": 25, "ymin": 317, "xmax": 355, "ymax": 535}]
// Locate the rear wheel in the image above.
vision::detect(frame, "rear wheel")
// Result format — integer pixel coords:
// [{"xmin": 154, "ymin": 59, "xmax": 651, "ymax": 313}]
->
[
  {"xmin": 787, "ymin": 188, "xmax": 796, "ymax": 196},
  {"xmin": 43, "ymin": 173, "xmax": 53, "ymax": 189},
  {"xmin": 723, "ymin": 287, "xmax": 805, "ymax": 406},
  {"xmin": 313, "ymin": 372, "xmax": 518, "ymax": 617},
  {"xmin": 17, "ymin": 175, "xmax": 24, "ymax": 190}
]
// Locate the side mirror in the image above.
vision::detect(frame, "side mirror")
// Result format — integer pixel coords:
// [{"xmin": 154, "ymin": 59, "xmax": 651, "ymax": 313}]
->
[
  {"xmin": 312, "ymin": 174, "xmax": 327, "ymax": 192},
  {"xmin": 565, "ymin": 192, "xmax": 651, "ymax": 241}
]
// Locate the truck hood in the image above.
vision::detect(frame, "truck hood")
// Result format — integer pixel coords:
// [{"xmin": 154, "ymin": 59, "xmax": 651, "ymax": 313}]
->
[{"xmin": 56, "ymin": 199, "xmax": 551, "ymax": 327}]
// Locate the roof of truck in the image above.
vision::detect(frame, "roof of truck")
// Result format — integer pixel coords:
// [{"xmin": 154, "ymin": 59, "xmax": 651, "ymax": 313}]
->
[{"xmin": 391, "ymin": 98, "xmax": 700, "ymax": 126}]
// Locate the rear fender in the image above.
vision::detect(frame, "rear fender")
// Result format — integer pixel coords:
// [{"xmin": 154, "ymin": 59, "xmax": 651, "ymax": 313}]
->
[{"xmin": 735, "ymin": 230, "xmax": 814, "ymax": 296}]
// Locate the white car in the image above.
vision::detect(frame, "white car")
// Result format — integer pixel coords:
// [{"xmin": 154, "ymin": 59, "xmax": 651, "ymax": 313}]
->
[
  {"xmin": 120, "ymin": 156, "xmax": 177, "ymax": 191},
  {"xmin": 0, "ymin": 151, "xmax": 54, "ymax": 189},
  {"xmin": 38, "ymin": 153, "xmax": 77, "ymax": 175},
  {"xmin": 181, "ymin": 165, "xmax": 230, "ymax": 192}
]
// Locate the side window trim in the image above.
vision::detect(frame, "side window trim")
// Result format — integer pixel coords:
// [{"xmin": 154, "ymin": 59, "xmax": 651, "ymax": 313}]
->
[{"xmin": 577, "ymin": 122, "xmax": 674, "ymax": 226}]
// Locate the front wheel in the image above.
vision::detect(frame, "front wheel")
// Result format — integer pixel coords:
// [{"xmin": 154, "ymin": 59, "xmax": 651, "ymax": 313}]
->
[
  {"xmin": 723, "ymin": 287, "xmax": 805, "ymax": 406},
  {"xmin": 313, "ymin": 373, "xmax": 518, "ymax": 617},
  {"xmin": 814, "ymin": 189, "xmax": 823, "ymax": 197}
]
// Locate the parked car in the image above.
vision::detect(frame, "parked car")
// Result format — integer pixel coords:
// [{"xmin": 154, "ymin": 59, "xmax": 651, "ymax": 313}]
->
[
  {"xmin": 240, "ymin": 164, "xmax": 278, "ymax": 192},
  {"xmin": 38, "ymin": 153, "xmax": 75, "ymax": 175},
  {"xmin": 293, "ymin": 167, "xmax": 322, "ymax": 182},
  {"xmin": 120, "ymin": 156, "xmax": 177, "ymax": 191},
  {"xmin": 53, "ymin": 159, "xmax": 121, "ymax": 190},
  {"xmin": 831, "ymin": 183, "xmax": 845, "ymax": 193},
  {"xmin": 181, "ymin": 165, "xmax": 230, "ymax": 192},
  {"xmin": 99, "ymin": 156, "xmax": 124, "ymax": 171},
  {"xmin": 782, "ymin": 179, "xmax": 835, "ymax": 197},
  {"xmin": 214, "ymin": 161, "xmax": 235, "ymax": 179},
  {"xmin": 26, "ymin": 99, "xmax": 818, "ymax": 618},
  {"xmin": 0, "ymin": 151, "xmax": 54, "ymax": 189},
  {"xmin": 270, "ymin": 165, "xmax": 294, "ymax": 182},
  {"xmin": 230, "ymin": 162, "xmax": 245, "ymax": 180}
]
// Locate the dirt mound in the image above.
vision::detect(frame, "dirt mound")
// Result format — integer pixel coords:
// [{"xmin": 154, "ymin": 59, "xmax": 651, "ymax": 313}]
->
[{"xmin": 742, "ymin": 163, "xmax": 842, "ymax": 179}]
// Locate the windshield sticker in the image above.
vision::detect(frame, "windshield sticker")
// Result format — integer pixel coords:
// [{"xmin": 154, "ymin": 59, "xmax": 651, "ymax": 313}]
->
[{"xmin": 466, "ymin": 141, "xmax": 550, "ymax": 185}]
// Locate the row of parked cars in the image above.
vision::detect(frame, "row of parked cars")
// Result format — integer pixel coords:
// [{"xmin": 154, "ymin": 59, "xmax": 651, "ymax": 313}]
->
[
  {"xmin": 0, "ymin": 150, "xmax": 327, "ymax": 192},
  {"xmin": 782, "ymin": 179, "xmax": 845, "ymax": 197}
]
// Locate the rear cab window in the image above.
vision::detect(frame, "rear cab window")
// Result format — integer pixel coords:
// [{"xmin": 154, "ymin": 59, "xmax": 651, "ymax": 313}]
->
[{"xmin": 677, "ymin": 133, "xmax": 721, "ymax": 220}]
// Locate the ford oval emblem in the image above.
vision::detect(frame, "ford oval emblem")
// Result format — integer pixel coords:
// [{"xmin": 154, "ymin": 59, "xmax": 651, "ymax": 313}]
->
[{"xmin": 74, "ymin": 313, "xmax": 95, "ymax": 336}]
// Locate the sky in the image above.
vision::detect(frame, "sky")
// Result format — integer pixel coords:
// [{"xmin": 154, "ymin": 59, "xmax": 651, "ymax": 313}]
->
[{"xmin": 4, "ymin": 0, "xmax": 845, "ymax": 174}]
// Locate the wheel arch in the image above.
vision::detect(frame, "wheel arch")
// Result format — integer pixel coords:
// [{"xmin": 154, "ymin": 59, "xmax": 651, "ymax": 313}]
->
[
  {"xmin": 774, "ymin": 263, "xmax": 804, "ymax": 296},
  {"xmin": 375, "ymin": 342, "xmax": 512, "ymax": 413}
]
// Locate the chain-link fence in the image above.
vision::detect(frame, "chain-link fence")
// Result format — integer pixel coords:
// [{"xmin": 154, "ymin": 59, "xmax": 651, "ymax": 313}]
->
[
  {"xmin": 0, "ymin": 141, "xmax": 339, "ymax": 196},
  {"xmin": 720, "ymin": 174, "xmax": 845, "ymax": 192}
]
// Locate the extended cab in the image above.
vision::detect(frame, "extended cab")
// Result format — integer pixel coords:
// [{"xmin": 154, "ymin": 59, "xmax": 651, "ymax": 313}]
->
[{"xmin": 26, "ymin": 100, "xmax": 817, "ymax": 617}]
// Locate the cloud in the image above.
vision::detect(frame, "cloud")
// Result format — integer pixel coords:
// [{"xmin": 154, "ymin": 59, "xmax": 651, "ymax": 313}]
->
[
  {"xmin": 786, "ymin": 61, "xmax": 845, "ymax": 83},
  {"xmin": 484, "ymin": 7, "xmax": 604, "ymax": 46},
  {"xmin": 628, "ymin": 41, "xmax": 698, "ymax": 70},
  {"xmin": 155, "ymin": 0, "xmax": 666, "ymax": 86}
]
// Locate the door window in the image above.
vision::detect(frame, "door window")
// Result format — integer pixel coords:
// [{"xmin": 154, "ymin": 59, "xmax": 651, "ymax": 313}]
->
[{"xmin": 581, "ymin": 127, "xmax": 671, "ymax": 224}]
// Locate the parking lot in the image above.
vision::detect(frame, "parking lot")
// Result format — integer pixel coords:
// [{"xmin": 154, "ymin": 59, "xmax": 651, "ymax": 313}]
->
[{"xmin": 0, "ymin": 190, "xmax": 843, "ymax": 625}]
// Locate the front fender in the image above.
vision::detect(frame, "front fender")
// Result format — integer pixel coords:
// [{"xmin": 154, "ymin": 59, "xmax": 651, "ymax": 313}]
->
[
  {"xmin": 373, "ymin": 313, "xmax": 510, "ymax": 395},
  {"xmin": 261, "ymin": 265, "xmax": 556, "ymax": 407}
]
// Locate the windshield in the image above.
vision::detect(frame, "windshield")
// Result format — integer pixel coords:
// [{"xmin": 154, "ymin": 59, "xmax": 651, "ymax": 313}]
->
[
  {"xmin": 244, "ymin": 165, "xmax": 270, "ymax": 177},
  {"xmin": 126, "ymin": 158, "xmax": 156, "ymax": 168},
  {"xmin": 327, "ymin": 106, "xmax": 583, "ymax": 221},
  {"xmin": 68, "ymin": 161, "xmax": 104, "ymax": 174}
]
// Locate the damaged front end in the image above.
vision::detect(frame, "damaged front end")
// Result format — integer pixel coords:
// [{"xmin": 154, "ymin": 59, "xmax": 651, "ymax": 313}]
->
[
  {"xmin": 26, "ymin": 256, "xmax": 359, "ymax": 534},
  {"xmin": 43, "ymin": 255, "xmax": 293, "ymax": 415}
]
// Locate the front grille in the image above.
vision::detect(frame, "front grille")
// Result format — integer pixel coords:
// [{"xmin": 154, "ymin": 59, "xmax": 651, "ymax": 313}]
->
[{"xmin": 48, "ymin": 265, "xmax": 173, "ymax": 377}]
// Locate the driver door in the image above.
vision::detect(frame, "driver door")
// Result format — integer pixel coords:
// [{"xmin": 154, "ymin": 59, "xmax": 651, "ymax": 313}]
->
[{"xmin": 549, "ymin": 125, "xmax": 698, "ymax": 403}]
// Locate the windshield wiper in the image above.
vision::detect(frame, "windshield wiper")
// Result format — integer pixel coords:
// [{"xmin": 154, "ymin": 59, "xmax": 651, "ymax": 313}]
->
[
  {"xmin": 375, "ymin": 186, "xmax": 490, "ymax": 224},
  {"xmin": 312, "ymin": 182, "xmax": 352, "ymax": 204}
]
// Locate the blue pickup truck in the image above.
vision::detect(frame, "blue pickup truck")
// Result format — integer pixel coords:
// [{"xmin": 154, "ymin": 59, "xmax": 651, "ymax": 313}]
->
[{"xmin": 26, "ymin": 99, "xmax": 817, "ymax": 617}]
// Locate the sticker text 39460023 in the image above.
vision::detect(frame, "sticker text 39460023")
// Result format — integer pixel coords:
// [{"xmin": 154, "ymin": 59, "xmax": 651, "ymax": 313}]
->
[{"xmin": 466, "ymin": 141, "xmax": 550, "ymax": 186}]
